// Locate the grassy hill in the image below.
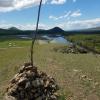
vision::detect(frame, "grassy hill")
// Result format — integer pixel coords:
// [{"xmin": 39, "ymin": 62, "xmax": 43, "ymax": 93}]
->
[
  {"xmin": 0, "ymin": 28, "xmax": 33, "ymax": 36},
  {"xmin": 0, "ymin": 27, "xmax": 100, "ymax": 36},
  {"xmin": 0, "ymin": 27, "xmax": 65, "ymax": 36},
  {"xmin": 67, "ymin": 34, "xmax": 100, "ymax": 53}
]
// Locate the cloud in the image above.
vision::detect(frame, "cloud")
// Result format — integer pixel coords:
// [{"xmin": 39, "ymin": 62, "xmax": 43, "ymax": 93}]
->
[
  {"xmin": 0, "ymin": 22, "xmax": 49, "ymax": 30},
  {"xmin": 1, "ymin": 18, "xmax": 100, "ymax": 30},
  {"xmin": 0, "ymin": 0, "xmax": 78, "ymax": 12},
  {"xmin": 50, "ymin": 0, "xmax": 76, "ymax": 4},
  {"xmin": 49, "ymin": 11, "xmax": 71, "ymax": 20},
  {"xmin": 0, "ymin": 0, "xmax": 14, "ymax": 7},
  {"xmin": 0, "ymin": 0, "xmax": 48, "ymax": 12},
  {"xmin": 49, "ymin": 10, "xmax": 81, "ymax": 20},
  {"xmin": 0, "ymin": 0, "xmax": 68, "ymax": 12},
  {"xmin": 71, "ymin": 10, "xmax": 82, "ymax": 17},
  {"xmin": 51, "ymin": 0, "xmax": 66, "ymax": 4},
  {"xmin": 0, "ymin": 17, "xmax": 100, "ymax": 31},
  {"xmin": 56, "ymin": 18, "xmax": 100, "ymax": 30}
]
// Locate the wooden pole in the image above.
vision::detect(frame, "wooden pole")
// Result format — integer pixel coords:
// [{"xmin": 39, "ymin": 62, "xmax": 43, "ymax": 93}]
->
[{"xmin": 30, "ymin": 0, "xmax": 43, "ymax": 67}]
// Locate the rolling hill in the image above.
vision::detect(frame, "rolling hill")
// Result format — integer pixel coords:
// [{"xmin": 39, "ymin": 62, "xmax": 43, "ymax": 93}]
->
[
  {"xmin": 0, "ymin": 26, "xmax": 100, "ymax": 36},
  {"xmin": 0, "ymin": 27, "xmax": 65, "ymax": 36}
]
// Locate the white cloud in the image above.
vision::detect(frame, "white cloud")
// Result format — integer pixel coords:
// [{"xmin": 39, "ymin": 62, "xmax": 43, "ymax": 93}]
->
[
  {"xmin": 1, "ymin": 18, "xmax": 100, "ymax": 30},
  {"xmin": 0, "ymin": 0, "xmax": 77, "ymax": 12},
  {"xmin": 56, "ymin": 18, "xmax": 100, "ymax": 30},
  {"xmin": 51, "ymin": 0, "xmax": 66, "ymax": 4},
  {"xmin": 50, "ymin": 0, "xmax": 76, "ymax": 4},
  {"xmin": 0, "ymin": 0, "xmax": 47, "ymax": 12},
  {"xmin": 71, "ymin": 10, "xmax": 82, "ymax": 17},
  {"xmin": 49, "ymin": 11, "xmax": 71, "ymax": 20},
  {"xmin": 49, "ymin": 10, "xmax": 81, "ymax": 20},
  {"xmin": 0, "ymin": 22, "xmax": 49, "ymax": 30}
]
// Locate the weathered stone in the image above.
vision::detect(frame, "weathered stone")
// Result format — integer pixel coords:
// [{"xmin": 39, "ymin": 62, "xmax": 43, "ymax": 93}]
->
[
  {"xmin": 17, "ymin": 77, "xmax": 28, "ymax": 86},
  {"xmin": 35, "ymin": 96, "xmax": 44, "ymax": 100},
  {"xmin": 25, "ymin": 82, "xmax": 31, "ymax": 89},
  {"xmin": 25, "ymin": 66, "xmax": 33, "ymax": 70},
  {"xmin": 19, "ymin": 66, "xmax": 25, "ymax": 73},
  {"xmin": 45, "ymin": 80, "xmax": 49, "ymax": 88},
  {"xmin": 5, "ymin": 94, "xmax": 17, "ymax": 100},
  {"xmin": 26, "ymin": 70, "xmax": 35, "ymax": 78},
  {"xmin": 7, "ymin": 86, "xmax": 17, "ymax": 96},
  {"xmin": 50, "ymin": 95, "xmax": 57, "ymax": 100},
  {"xmin": 19, "ymin": 91, "xmax": 25, "ymax": 99},
  {"xmin": 32, "ymin": 79, "xmax": 41, "ymax": 88},
  {"xmin": 24, "ymin": 62, "xmax": 32, "ymax": 67},
  {"xmin": 53, "ymin": 45, "xmax": 88, "ymax": 54},
  {"xmin": 17, "ymin": 87, "xmax": 23, "ymax": 91},
  {"xmin": 5, "ymin": 63, "xmax": 59, "ymax": 100}
]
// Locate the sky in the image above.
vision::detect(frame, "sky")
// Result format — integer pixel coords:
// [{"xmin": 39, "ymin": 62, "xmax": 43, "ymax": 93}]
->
[{"xmin": 0, "ymin": 0, "xmax": 100, "ymax": 30}]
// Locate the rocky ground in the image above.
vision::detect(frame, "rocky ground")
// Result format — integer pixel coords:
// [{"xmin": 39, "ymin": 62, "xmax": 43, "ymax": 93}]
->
[
  {"xmin": 53, "ymin": 45, "xmax": 88, "ymax": 54},
  {"xmin": 5, "ymin": 63, "xmax": 59, "ymax": 100}
]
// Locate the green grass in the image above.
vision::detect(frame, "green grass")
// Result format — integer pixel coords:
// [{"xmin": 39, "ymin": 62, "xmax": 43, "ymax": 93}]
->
[
  {"xmin": 67, "ymin": 34, "xmax": 100, "ymax": 52},
  {"xmin": 0, "ymin": 36, "xmax": 31, "ymax": 48},
  {"xmin": 0, "ymin": 38, "xmax": 100, "ymax": 100}
]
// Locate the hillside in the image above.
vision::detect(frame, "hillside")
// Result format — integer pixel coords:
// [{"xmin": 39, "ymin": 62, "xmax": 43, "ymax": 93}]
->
[
  {"xmin": 0, "ymin": 26, "xmax": 100, "ymax": 36},
  {"xmin": 0, "ymin": 28, "xmax": 33, "ymax": 36},
  {"xmin": 65, "ymin": 28, "xmax": 100, "ymax": 35},
  {"xmin": 88, "ymin": 27, "xmax": 100, "ymax": 30},
  {"xmin": 0, "ymin": 27, "xmax": 65, "ymax": 36},
  {"xmin": 8, "ymin": 27, "xmax": 20, "ymax": 31}
]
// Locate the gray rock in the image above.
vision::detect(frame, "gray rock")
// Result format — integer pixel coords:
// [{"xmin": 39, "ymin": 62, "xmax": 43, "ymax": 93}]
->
[
  {"xmin": 17, "ymin": 77, "xmax": 28, "ymax": 86},
  {"xmin": 5, "ymin": 63, "xmax": 59, "ymax": 100},
  {"xmin": 25, "ymin": 82, "xmax": 31, "ymax": 89},
  {"xmin": 4, "ymin": 94, "xmax": 17, "ymax": 100}
]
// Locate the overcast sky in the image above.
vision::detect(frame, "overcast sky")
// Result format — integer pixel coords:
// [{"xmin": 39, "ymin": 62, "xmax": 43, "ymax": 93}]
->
[{"xmin": 0, "ymin": 0, "xmax": 100, "ymax": 30}]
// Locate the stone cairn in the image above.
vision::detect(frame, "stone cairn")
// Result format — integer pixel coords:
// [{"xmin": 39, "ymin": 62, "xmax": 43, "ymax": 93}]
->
[
  {"xmin": 5, "ymin": 63, "xmax": 59, "ymax": 100},
  {"xmin": 53, "ymin": 45, "xmax": 88, "ymax": 54}
]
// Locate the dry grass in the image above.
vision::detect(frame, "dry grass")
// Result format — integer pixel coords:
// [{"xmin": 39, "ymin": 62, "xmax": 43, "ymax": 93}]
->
[{"xmin": 0, "ymin": 41, "xmax": 100, "ymax": 100}]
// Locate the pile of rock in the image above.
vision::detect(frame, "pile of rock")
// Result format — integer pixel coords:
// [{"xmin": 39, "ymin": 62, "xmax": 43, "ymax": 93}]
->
[
  {"xmin": 53, "ymin": 45, "xmax": 88, "ymax": 54},
  {"xmin": 5, "ymin": 63, "xmax": 59, "ymax": 100}
]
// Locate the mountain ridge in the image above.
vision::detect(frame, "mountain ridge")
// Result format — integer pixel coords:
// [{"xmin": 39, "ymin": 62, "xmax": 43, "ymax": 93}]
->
[
  {"xmin": 0, "ymin": 27, "xmax": 65, "ymax": 36},
  {"xmin": 0, "ymin": 26, "xmax": 100, "ymax": 36}
]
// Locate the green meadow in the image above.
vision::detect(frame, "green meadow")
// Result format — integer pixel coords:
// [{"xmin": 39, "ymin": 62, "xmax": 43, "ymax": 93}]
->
[
  {"xmin": 67, "ymin": 34, "xmax": 100, "ymax": 53},
  {"xmin": 0, "ymin": 37, "xmax": 100, "ymax": 100}
]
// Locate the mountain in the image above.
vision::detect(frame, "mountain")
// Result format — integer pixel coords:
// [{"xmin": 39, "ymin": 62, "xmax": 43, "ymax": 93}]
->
[
  {"xmin": 48, "ymin": 27, "xmax": 65, "ymax": 33},
  {"xmin": 34, "ymin": 27, "xmax": 65, "ymax": 35},
  {"xmin": 8, "ymin": 27, "xmax": 20, "ymax": 31},
  {"xmin": 0, "ymin": 26, "xmax": 100, "ymax": 36},
  {"xmin": 88, "ymin": 27, "xmax": 100, "ymax": 30},
  {"xmin": 0, "ymin": 27, "xmax": 56, "ymax": 36},
  {"xmin": 0, "ymin": 27, "xmax": 33, "ymax": 36}
]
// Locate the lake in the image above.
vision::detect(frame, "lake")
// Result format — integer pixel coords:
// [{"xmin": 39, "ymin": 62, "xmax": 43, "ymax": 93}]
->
[
  {"xmin": 17, "ymin": 35, "xmax": 71, "ymax": 45},
  {"xmin": 39, "ymin": 35, "xmax": 71, "ymax": 44}
]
